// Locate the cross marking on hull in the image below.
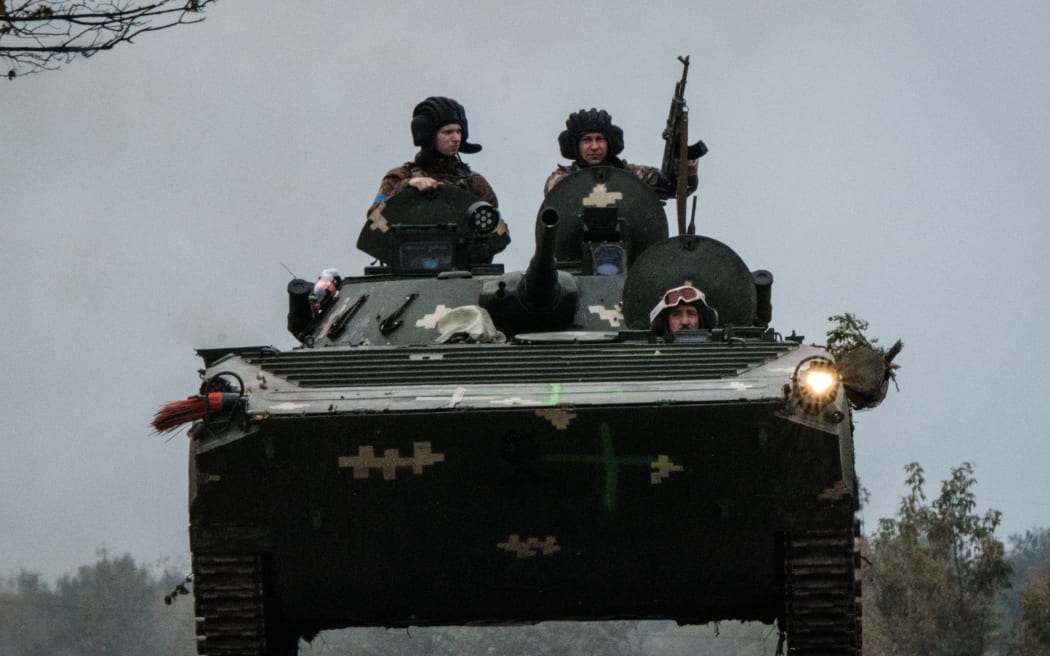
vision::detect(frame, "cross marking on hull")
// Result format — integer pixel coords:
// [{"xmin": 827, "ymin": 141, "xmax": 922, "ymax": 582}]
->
[
  {"xmin": 650, "ymin": 454, "xmax": 684, "ymax": 484},
  {"xmin": 544, "ymin": 423, "xmax": 683, "ymax": 510},
  {"xmin": 338, "ymin": 441, "xmax": 445, "ymax": 480},
  {"xmin": 497, "ymin": 534, "xmax": 561, "ymax": 559},
  {"xmin": 367, "ymin": 203, "xmax": 390, "ymax": 232},
  {"xmin": 587, "ymin": 304, "xmax": 623, "ymax": 327},
  {"xmin": 536, "ymin": 407, "xmax": 576, "ymax": 430},
  {"xmin": 582, "ymin": 183, "xmax": 623, "ymax": 208}
]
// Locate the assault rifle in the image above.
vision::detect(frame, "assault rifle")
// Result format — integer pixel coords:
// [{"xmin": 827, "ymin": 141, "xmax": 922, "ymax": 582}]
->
[{"xmin": 661, "ymin": 55, "xmax": 692, "ymax": 234}]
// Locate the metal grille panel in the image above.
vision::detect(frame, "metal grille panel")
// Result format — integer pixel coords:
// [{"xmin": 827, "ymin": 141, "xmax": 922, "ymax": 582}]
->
[{"xmin": 245, "ymin": 341, "xmax": 797, "ymax": 388}]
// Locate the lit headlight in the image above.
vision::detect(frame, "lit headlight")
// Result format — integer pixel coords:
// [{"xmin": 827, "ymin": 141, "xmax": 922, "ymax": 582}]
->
[
  {"xmin": 804, "ymin": 368, "xmax": 836, "ymax": 395},
  {"xmin": 792, "ymin": 356, "xmax": 841, "ymax": 413}
]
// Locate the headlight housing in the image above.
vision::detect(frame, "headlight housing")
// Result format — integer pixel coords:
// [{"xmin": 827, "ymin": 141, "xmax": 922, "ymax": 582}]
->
[{"xmin": 791, "ymin": 356, "xmax": 841, "ymax": 414}]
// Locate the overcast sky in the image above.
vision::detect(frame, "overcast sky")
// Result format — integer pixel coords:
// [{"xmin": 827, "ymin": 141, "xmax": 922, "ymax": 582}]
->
[{"xmin": 2, "ymin": 1, "xmax": 1049, "ymax": 582}]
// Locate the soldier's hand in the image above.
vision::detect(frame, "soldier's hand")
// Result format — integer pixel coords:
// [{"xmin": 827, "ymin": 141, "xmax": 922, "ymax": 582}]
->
[{"xmin": 408, "ymin": 177, "xmax": 441, "ymax": 192}]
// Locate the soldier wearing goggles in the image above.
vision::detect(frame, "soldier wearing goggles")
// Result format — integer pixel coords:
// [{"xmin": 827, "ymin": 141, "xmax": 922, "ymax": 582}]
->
[{"xmin": 649, "ymin": 284, "xmax": 719, "ymax": 339}]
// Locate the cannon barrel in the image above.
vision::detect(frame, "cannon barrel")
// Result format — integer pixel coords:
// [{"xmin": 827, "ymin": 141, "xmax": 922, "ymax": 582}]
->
[
  {"xmin": 478, "ymin": 205, "xmax": 576, "ymax": 333},
  {"xmin": 523, "ymin": 207, "xmax": 561, "ymax": 309}
]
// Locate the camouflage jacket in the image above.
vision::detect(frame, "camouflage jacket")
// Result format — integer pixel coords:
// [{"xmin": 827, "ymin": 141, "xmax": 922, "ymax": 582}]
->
[
  {"xmin": 370, "ymin": 156, "xmax": 498, "ymax": 214},
  {"xmin": 543, "ymin": 159, "xmax": 698, "ymax": 199}
]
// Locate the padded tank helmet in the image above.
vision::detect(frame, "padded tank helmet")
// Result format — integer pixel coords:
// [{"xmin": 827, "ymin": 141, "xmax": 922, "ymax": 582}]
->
[
  {"xmin": 558, "ymin": 108, "xmax": 625, "ymax": 161},
  {"xmin": 411, "ymin": 96, "xmax": 482, "ymax": 154}
]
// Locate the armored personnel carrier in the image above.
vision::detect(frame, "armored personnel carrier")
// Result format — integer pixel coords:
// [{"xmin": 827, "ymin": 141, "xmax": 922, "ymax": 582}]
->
[{"xmin": 157, "ymin": 166, "xmax": 863, "ymax": 655}]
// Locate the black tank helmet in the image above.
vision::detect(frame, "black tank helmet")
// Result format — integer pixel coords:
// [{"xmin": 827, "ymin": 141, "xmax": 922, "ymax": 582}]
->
[
  {"xmin": 557, "ymin": 108, "xmax": 625, "ymax": 161},
  {"xmin": 411, "ymin": 96, "xmax": 482, "ymax": 154}
]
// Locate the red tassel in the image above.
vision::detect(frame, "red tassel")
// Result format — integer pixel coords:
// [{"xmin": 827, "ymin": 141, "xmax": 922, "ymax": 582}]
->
[{"xmin": 151, "ymin": 392, "xmax": 239, "ymax": 434}]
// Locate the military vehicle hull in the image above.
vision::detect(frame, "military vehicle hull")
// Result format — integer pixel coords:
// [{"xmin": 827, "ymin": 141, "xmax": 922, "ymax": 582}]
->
[
  {"xmin": 158, "ymin": 167, "xmax": 867, "ymax": 655},
  {"xmin": 188, "ymin": 338, "xmax": 859, "ymax": 654}
]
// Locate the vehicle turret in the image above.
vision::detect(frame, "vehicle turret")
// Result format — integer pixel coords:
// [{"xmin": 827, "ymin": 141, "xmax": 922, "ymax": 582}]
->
[
  {"xmin": 356, "ymin": 186, "xmax": 509, "ymax": 274},
  {"xmin": 479, "ymin": 206, "xmax": 578, "ymax": 333},
  {"xmin": 621, "ymin": 234, "xmax": 770, "ymax": 330},
  {"xmin": 540, "ymin": 165, "xmax": 668, "ymax": 275}
]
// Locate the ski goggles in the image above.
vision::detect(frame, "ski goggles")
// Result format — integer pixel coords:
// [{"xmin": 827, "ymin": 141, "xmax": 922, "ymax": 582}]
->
[{"xmin": 649, "ymin": 285, "xmax": 708, "ymax": 323}]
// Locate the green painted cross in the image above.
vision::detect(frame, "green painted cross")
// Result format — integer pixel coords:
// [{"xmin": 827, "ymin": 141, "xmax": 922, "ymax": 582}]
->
[{"xmin": 544, "ymin": 423, "xmax": 680, "ymax": 510}]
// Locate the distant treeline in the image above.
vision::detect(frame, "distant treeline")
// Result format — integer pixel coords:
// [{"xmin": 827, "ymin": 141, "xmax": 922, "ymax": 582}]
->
[
  {"xmin": 0, "ymin": 550, "xmax": 195, "ymax": 656},
  {"xmin": 2, "ymin": 464, "xmax": 1049, "ymax": 655}
]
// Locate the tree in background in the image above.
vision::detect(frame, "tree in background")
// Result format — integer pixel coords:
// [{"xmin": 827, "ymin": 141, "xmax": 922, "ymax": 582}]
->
[
  {"xmin": 0, "ymin": 571, "xmax": 51, "ymax": 655},
  {"xmin": 1005, "ymin": 528, "xmax": 1050, "ymax": 655},
  {"xmin": 866, "ymin": 462, "xmax": 1011, "ymax": 656},
  {"xmin": 0, "ymin": 0, "xmax": 218, "ymax": 79},
  {"xmin": 1018, "ymin": 579, "xmax": 1050, "ymax": 656},
  {"xmin": 0, "ymin": 550, "xmax": 195, "ymax": 656}
]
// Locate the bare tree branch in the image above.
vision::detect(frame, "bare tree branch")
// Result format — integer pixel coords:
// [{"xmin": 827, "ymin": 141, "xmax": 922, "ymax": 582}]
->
[{"xmin": 1, "ymin": 0, "xmax": 218, "ymax": 78}]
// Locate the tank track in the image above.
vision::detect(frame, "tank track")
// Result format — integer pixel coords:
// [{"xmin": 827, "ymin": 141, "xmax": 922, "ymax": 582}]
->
[
  {"xmin": 193, "ymin": 553, "xmax": 282, "ymax": 656},
  {"xmin": 782, "ymin": 525, "xmax": 862, "ymax": 655}
]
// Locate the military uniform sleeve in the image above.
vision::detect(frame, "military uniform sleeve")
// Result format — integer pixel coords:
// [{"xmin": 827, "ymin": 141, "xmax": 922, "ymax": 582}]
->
[
  {"xmin": 467, "ymin": 172, "xmax": 499, "ymax": 207},
  {"xmin": 368, "ymin": 164, "xmax": 414, "ymax": 215},
  {"xmin": 544, "ymin": 165, "xmax": 571, "ymax": 196},
  {"xmin": 623, "ymin": 161, "xmax": 698, "ymax": 199},
  {"xmin": 623, "ymin": 163, "xmax": 669, "ymax": 198}
]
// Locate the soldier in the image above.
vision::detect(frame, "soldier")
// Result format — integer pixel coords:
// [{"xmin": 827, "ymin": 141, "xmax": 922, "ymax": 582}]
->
[
  {"xmin": 370, "ymin": 96, "xmax": 499, "ymax": 213},
  {"xmin": 544, "ymin": 108, "xmax": 706, "ymax": 198},
  {"xmin": 649, "ymin": 284, "xmax": 719, "ymax": 339}
]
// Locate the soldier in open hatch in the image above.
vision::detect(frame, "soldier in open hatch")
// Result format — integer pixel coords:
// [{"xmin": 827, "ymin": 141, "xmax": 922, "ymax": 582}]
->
[
  {"xmin": 544, "ymin": 108, "xmax": 707, "ymax": 198},
  {"xmin": 370, "ymin": 96, "xmax": 500, "ymax": 213},
  {"xmin": 360, "ymin": 96, "xmax": 509, "ymax": 266},
  {"xmin": 649, "ymin": 284, "xmax": 719, "ymax": 340}
]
